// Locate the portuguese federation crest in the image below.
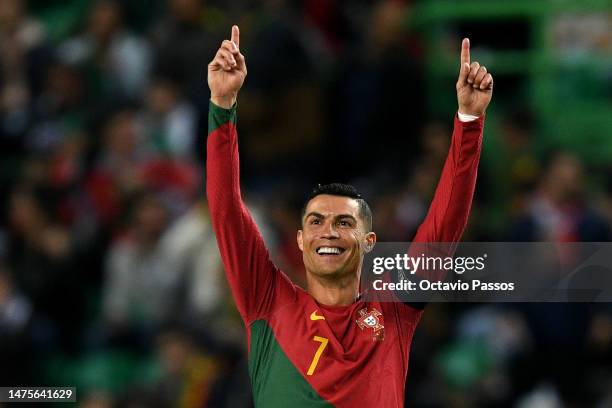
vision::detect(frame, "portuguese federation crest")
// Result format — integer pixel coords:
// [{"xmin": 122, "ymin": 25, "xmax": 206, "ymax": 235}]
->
[{"xmin": 356, "ymin": 307, "xmax": 385, "ymax": 341}]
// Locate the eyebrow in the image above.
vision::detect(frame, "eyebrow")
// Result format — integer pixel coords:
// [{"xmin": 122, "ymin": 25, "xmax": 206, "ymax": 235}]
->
[{"xmin": 304, "ymin": 212, "xmax": 324, "ymax": 220}]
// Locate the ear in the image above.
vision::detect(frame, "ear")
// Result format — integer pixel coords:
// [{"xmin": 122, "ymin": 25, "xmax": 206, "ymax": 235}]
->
[
  {"xmin": 363, "ymin": 231, "xmax": 377, "ymax": 253},
  {"xmin": 297, "ymin": 229, "xmax": 304, "ymax": 251}
]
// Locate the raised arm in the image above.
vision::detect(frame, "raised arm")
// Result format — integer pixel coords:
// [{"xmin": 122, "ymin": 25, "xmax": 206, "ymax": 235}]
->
[
  {"xmin": 397, "ymin": 39, "xmax": 492, "ymax": 311},
  {"xmin": 207, "ymin": 26, "xmax": 294, "ymax": 325},
  {"xmin": 413, "ymin": 38, "xmax": 492, "ymax": 243}
]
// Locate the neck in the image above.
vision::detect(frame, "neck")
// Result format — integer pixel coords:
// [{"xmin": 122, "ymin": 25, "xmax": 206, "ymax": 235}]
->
[{"xmin": 306, "ymin": 272, "xmax": 360, "ymax": 307}]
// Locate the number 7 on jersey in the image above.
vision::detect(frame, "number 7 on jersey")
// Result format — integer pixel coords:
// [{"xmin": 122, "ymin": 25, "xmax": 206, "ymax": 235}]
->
[{"xmin": 307, "ymin": 336, "xmax": 329, "ymax": 376}]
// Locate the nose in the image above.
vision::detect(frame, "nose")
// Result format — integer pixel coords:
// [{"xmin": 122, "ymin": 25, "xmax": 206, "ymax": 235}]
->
[{"xmin": 321, "ymin": 220, "xmax": 340, "ymax": 239}]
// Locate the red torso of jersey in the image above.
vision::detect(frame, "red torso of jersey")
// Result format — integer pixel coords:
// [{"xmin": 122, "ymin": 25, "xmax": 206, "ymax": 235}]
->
[{"xmin": 248, "ymin": 276, "xmax": 422, "ymax": 407}]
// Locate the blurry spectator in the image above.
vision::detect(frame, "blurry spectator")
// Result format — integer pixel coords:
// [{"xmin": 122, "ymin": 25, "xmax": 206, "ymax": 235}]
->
[
  {"xmin": 551, "ymin": 13, "xmax": 612, "ymax": 56},
  {"xmin": 138, "ymin": 157, "xmax": 200, "ymax": 217},
  {"xmin": 6, "ymin": 186, "xmax": 83, "ymax": 349},
  {"xmin": 86, "ymin": 109, "xmax": 145, "ymax": 225},
  {"xmin": 59, "ymin": 0, "xmax": 152, "ymax": 100},
  {"xmin": 395, "ymin": 161, "xmax": 448, "ymax": 240},
  {"xmin": 161, "ymin": 201, "xmax": 223, "ymax": 318},
  {"xmin": 28, "ymin": 61, "xmax": 88, "ymax": 154},
  {"xmin": 0, "ymin": 264, "xmax": 32, "ymax": 383},
  {"xmin": 511, "ymin": 151, "xmax": 609, "ymax": 242},
  {"xmin": 102, "ymin": 192, "xmax": 179, "ymax": 346},
  {"xmin": 407, "ymin": 306, "xmax": 530, "ymax": 406},
  {"xmin": 371, "ymin": 123, "xmax": 451, "ymax": 242},
  {"xmin": 7, "ymin": 188, "xmax": 71, "ymax": 263},
  {"xmin": 87, "ymin": 105, "xmax": 201, "ymax": 226},
  {"xmin": 233, "ymin": 0, "xmax": 324, "ymax": 178},
  {"xmin": 457, "ymin": 306, "xmax": 531, "ymax": 365},
  {"xmin": 151, "ymin": 0, "xmax": 220, "ymax": 104},
  {"xmin": 371, "ymin": 193, "xmax": 406, "ymax": 241},
  {"xmin": 302, "ymin": 0, "xmax": 351, "ymax": 56},
  {"xmin": 122, "ymin": 327, "xmax": 232, "ymax": 407},
  {"xmin": 47, "ymin": 130, "xmax": 88, "ymax": 191},
  {"xmin": 331, "ymin": 0, "xmax": 424, "ymax": 179},
  {"xmin": 0, "ymin": 0, "xmax": 49, "ymax": 93},
  {"xmin": 0, "ymin": 0, "xmax": 49, "ymax": 164},
  {"xmin": 482, "ymin": 110, "xmax": 541, "ymax": 230},
  {"xmin": 267, "ymin": 199, "xmax": 306, "ymax": 286},
  {"xmin": 507, "ymin": 151, "xmax": 609, "ymax": 405},
  {"xmin": 499, "ymin": 110, "xmax": 540, "ymax": 199},
  {"xmin": 1, "ymin": 78, "xmax": 30, "ymax": 154},
  {"xmin": 420, "ymin": 120, "xmax": 453, "ymax": 168},
  {"xmin": 453, "ymin": 306, "xmax": 533, "ymax": 405},
  {"xmin": 140, "ymin": 77, "xmax": 197, "ymax": 159},
  {"xmin": 0, "ymin": 264, "xmax": 31, "ymax": 337},
  {"xmin": 153, "ymin": 328, "xmax": 220, "ymax": 407}
]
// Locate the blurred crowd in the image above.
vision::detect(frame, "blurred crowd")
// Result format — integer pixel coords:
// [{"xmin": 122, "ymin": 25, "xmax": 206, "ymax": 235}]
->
[{"xmin": 0, "ymin": 0, "xmax": 610, "ymax": 407}]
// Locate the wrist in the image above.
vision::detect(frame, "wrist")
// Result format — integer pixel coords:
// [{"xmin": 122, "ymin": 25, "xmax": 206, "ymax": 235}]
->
[
  {"xmin": 211, "ymin": 93, "xmax": 237, "ymax": 109},
  {"xmin": 458, "ymin": 105, "xmax": 485, "ymax": 117}
]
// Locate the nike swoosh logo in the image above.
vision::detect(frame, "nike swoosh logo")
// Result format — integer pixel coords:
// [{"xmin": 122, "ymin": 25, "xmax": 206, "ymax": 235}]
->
[{"xmin": 310, "ymin": 310, "xmax": 325, "ymax": 321}]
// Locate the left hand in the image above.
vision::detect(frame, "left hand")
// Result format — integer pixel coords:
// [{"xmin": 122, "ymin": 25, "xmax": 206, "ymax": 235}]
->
[
  {"xmin": 208, "ymin": 25, "xmax": 247, "ymax": 108},
  {"xmin": 456, "ymin": 38, "xmax": 493, "ymax": 117}
]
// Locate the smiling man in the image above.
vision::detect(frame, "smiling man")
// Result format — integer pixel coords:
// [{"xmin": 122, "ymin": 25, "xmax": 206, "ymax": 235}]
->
[
  {"xmin": 207, "ymin": 25, "xmax": 492, "ymax": 407},
  {"xmin": 298, "ymin": 184, "xmax": 376, "ymax": 306}
]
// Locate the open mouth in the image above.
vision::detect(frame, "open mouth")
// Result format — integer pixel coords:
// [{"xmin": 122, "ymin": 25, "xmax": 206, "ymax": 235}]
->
[{"xmin": 316, "ymin": 246, "xmax": 345, "ymax": 256}]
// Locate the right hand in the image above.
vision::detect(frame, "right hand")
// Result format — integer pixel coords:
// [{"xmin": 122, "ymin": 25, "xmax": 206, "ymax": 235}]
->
[
  {"xmin": 208, "ymin": 25, "xmax": 247, "ymax": 109},
  {"xmin": 456, "ymin": 38, "xmax": 493, "ymax": 117}
]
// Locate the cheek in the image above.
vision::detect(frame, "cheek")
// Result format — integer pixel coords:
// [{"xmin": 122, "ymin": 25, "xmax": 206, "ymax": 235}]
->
[
  {"xmin": 349, "ymin": 230, "xmax": 363, "ymax": 245},
  {"xmin": 301, "ymin": 231, "xmax": 316, "ymax": 249},
  {"xmin": 346, "ymin": 231, "xmax": 365, "ymax": 255}
]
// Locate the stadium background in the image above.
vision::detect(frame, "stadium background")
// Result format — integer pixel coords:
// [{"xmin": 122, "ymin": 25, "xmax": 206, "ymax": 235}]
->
[{"xmin": 0, "ymin": 0, "xmax": 610, "ymax": 406}]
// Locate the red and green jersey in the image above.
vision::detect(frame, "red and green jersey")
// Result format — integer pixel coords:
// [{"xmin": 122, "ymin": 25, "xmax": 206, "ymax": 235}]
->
[{"xmin": 206, "ymin": 102, "xmax": 484, "ymax": 407}]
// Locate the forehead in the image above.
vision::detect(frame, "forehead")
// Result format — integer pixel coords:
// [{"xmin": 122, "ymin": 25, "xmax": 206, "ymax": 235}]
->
[{"xmin": 304, "ymin": 194, "xmax": 360, "ymax": 217}]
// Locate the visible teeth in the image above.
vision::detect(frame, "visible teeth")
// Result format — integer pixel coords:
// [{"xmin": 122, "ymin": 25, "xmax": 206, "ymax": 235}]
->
[{"xmin": 317, "ymin": 247, "xmax": 341, "ymax": 254}]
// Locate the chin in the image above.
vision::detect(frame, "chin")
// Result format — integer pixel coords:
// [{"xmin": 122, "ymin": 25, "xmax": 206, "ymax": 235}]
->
[
  {"xmin": 304, "ymin": 252, "xmax": 357, "ymax": 278},
  {"xmin": 312, "ymin": 261, "xmax": 356, "ymax": 279},
  {"xmin": 311, "ymin": 265, "xmax": 342, "ymax": 277}
]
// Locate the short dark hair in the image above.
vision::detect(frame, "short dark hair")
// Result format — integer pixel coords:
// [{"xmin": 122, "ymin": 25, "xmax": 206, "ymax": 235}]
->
[{"xmin": 301, "ymin": 183, "xmax": 373, "ymax": 231}]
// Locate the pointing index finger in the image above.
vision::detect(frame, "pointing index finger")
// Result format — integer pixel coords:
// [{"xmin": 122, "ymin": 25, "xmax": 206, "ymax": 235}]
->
[
  {"xmin": 461, "ymin": 38, "xmax": 470, "ymax": 66},
  {"xmin": 231, "ymin": 25, "xmax": 240, "ymax": 49}
]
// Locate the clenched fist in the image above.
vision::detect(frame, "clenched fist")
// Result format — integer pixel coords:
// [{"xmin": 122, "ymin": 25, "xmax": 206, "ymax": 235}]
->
[
  {"xmin": 208, "ymin": 25, "xmax": 247, "ymax": 109},
  {"xmin": 456, "ymin": 38, "xmax": 493, "ymax": 117}
]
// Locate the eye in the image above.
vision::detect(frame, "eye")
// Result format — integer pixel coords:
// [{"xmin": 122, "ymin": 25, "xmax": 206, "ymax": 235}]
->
[
  {"xmin": 338, "ymin": 220, "xmax": 353, "ymax": 227},
  {"xmin": 310, "ymin": 218, "xmax": 321, "ymax": 225}
]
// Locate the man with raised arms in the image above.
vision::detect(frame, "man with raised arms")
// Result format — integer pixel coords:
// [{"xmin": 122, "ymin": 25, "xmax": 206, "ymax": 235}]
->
[{"xmin": 206, "ymin": 25, "xmax": 492, "ymax": 407}]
